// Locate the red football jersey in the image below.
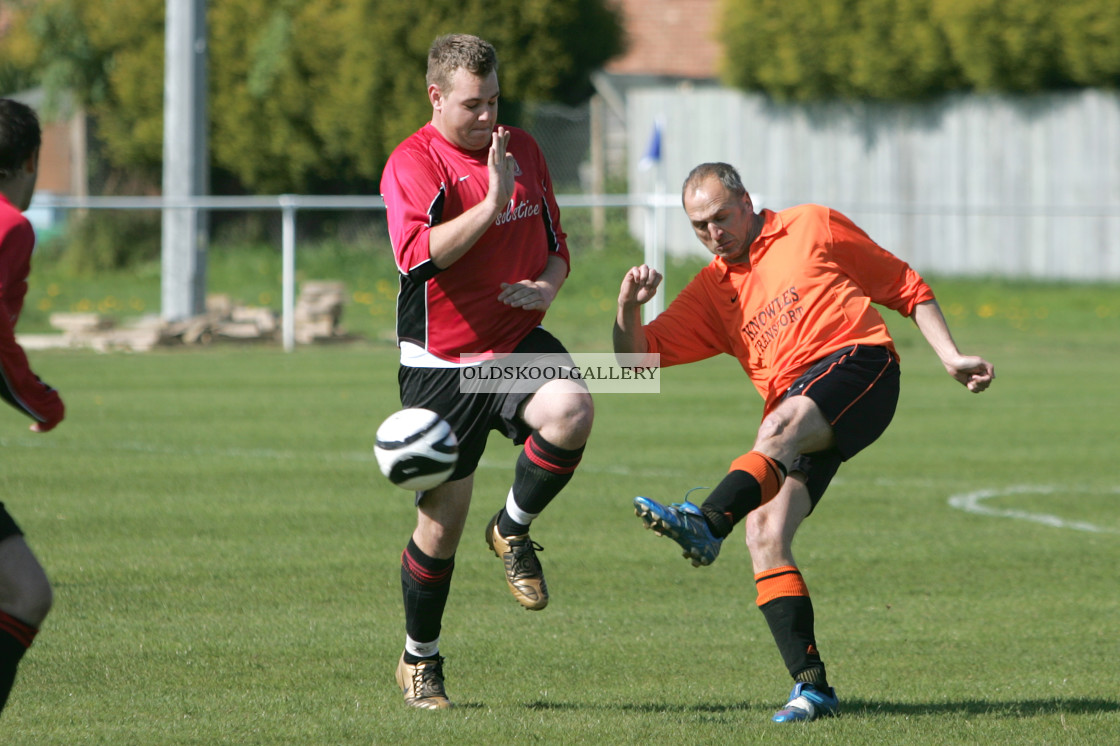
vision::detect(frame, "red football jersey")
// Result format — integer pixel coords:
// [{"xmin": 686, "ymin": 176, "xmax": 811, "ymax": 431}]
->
[
  {"xmin": 0, "ymin": 193, "xmax": 65, "ymax": 428},
  {"xmin": 381, "ymin": 123, "xmax": 569, "ymax": 364}
]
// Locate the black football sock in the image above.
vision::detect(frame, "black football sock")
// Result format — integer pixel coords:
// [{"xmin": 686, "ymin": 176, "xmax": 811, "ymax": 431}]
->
[
  {"xmin": 755, "ymin": 567, "xmax": 828, "ymax": 689},
  {"xmin": 497, "ymin": 432, "xmax": 584, "ymax": 536},
  {"xmin": 0, "ymin": 610, "xmax": 38, "ymax": 715},
  {"xmin": 400, "ymin": 539, "xmax": 454, "ymax": 664},
  {"xmin": 700, "ymin": 452, "xmax": 787, "ymax": 538}
]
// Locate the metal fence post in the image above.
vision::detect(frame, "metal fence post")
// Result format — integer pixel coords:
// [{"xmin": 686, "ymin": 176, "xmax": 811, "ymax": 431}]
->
[{"xmin": 280, "ymin": 195, "xmax": 297, "ymax": 351}]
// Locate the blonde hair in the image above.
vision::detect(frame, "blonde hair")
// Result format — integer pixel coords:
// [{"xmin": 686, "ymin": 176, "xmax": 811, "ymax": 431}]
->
[{"xmin": 426, "ymin": 34, "xmax": 498, "ymax": 92}]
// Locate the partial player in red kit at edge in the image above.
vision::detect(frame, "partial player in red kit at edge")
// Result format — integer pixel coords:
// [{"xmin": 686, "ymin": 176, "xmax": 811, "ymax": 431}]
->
[{"xmin": 0, "ymin": 97, "xmax": 66, "ymax": 718}]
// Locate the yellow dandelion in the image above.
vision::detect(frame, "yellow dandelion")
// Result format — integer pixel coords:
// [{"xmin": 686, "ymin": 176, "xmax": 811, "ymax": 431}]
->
[
  {"xmin": 977, "ymin": 304, "xmax": 996, "ymax": 318},
  {"xmin": 46, "ymin": 283, "xmax": 61, "ymax": 297},
  {"xmin": 37, "ymin": 298, "xmax": 52, "ymax": 311},
  {"xmin": 259, "ymin": 292, "xmax": 273, "ymax": 305},
  {"xmin": 130, "ymin": 298, "xmax": 146, "ymax": 311},
  {"xmin": 75, "ymin": 299, "xmax": 92, "ymax": 312},
  {"xmin": 377, "ymin": 279, "xmax": 393, "ymax": 296}
]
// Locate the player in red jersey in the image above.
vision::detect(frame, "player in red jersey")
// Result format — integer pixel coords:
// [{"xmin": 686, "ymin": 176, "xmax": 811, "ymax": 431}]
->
[
  {"xmin": 0, "ymin": 98, "xmax": 65, "ymax": 717},
  {"xmin": 616, "ymin": 162, "xmax": 993, "ymax": 723},
  {"xmin": 380, "ymin": 34, "xmax": 593, "ymax": 709}
]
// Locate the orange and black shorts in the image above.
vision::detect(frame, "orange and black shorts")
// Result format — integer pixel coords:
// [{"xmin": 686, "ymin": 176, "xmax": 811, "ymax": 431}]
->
[{"xmin": 782, "ymin": 344, "xmax": 900, "ymax": 508}]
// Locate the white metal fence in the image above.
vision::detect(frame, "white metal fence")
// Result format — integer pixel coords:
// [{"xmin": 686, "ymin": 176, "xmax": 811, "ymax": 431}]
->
[
  {"xmin": 627, "ymin": 87, "xmax": 1120, "ymax": 280},
  {"xmin": 31, "ymin": 193, "xmax": 672, "ymax": 350},
  {"xmin": 35, "ymin": 81, "xmax": 1120, "ymax": 351}
]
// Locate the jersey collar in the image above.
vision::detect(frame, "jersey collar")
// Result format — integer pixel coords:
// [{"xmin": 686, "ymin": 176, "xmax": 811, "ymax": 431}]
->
[{"xmin": 715, "ymin": 209, "xmax": 785, "ymax": 281}]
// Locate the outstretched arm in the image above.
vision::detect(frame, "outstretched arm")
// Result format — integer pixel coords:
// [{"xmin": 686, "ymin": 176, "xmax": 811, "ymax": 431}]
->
[
  {"xmin": 911, "ymin": 300, "xmax": 995, "ymax": 393},
  {"xmin": 613, "ymin": 264, "xmax": 663, "ymax": 355}
]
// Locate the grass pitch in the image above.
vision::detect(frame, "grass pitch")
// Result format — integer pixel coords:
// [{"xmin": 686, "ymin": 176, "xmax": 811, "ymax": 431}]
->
[{"xmin": 2, "ymin": 272, "xmax": 1119, "ymax": 744}]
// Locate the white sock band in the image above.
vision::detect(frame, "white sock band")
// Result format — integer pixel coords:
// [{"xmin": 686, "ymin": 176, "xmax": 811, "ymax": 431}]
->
[
  {"xmin": 504, "ymin": 488, "xmax": 539, "ymax": 527},
  {"xmin": 405, "ymin": 635, "xmax": 439, "ymax": 659}
]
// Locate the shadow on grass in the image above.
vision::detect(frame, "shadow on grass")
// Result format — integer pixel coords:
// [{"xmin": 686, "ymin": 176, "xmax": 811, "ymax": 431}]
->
[
  {"xmin": 843, "ymin": 698, "xmax": 1120, "ymax": 718},
  {"xmin": 524, "ymin": 700, "xmax": 759, "ymax": 714},
  {"xmin": 523, "ymin": 697, "xmax": 1119, "ymax": 718}
]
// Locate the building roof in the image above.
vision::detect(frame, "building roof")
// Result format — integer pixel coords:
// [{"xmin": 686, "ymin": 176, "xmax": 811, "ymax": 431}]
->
[{"xmin": 604, "ymin": 0, "xmax": 720, "ymax": 79}]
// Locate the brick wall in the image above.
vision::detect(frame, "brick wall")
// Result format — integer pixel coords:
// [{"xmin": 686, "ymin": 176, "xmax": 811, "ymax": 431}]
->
[{"xmin": 605, "ymin": 0, "xmax": 719, "ymax": 79}]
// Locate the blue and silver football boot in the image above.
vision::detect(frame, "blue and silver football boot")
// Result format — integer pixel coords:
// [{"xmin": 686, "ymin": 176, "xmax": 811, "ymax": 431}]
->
[
  {"xmin": 771, "ymin": 682, "xmax": 840, "ymax": 723},
  {"xmin": 633, "ymin": 495, "xmax": 723, "ymax": 566}
]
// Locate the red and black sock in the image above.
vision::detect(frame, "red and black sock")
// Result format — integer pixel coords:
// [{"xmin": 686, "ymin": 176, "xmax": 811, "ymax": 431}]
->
[
  {"xmin": 755, "ymin": 566, "xmax": 828, "ymax": 688},
  {"xmin": 497, "ymin": 432, "xmax": 584, "ymax": 536},
  {"xmin": 699, "ymin": 451, "xmax": 787, "ymax": 538},
  {"xmin": 400, "ymin": 539, "xmax": 454, "ymax": 664},
  {"xmin": 0, "ymin": 610, "xmax": 38, "ymax": 715}
]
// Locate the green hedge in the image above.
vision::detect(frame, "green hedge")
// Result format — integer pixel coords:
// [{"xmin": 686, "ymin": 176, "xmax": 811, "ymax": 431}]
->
[{"xmin": 719, "ymin": 0, "xmax": 1120, "ymax": 100}]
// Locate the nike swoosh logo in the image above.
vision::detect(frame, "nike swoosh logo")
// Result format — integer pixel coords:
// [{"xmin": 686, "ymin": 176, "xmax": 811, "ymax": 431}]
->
[{"xmin": 458, "ymin": 175, "xmax": 471, "ymax": 182}]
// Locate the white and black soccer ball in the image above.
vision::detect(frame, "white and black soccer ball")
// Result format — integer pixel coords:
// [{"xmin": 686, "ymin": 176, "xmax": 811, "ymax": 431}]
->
[{"xmin": 374, "ymin": 408, "xmax": 459, "ymax": 491}]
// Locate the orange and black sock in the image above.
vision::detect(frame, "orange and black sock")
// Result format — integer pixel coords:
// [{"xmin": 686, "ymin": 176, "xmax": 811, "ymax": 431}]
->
[
  {"xmin": 0, "ymin": 609, "xmax": 38, "ymax": 714},
  {"xmin": 699, "ymin": 451, "xmax": 786, "ymax": 538},
  {"xmin": 755, "ymin": 566, "xmax": 828, "ymax": 688}
]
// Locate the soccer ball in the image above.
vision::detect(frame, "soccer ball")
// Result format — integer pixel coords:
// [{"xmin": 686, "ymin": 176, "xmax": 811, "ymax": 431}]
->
[{"xmin": 374, "ymin": 408, "xmax": 459, "ymax": 491}]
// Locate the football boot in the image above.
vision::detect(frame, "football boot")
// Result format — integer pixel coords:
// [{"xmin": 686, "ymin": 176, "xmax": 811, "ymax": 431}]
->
[
  {"xmin": 633, "ymin": 496, "xmax": 723, "ymax": 566},
  {"xmin": 771, "ymin": 682, "xmax": 839, "ymax": 723},
  {"xmin": 395, "ymin": 653, "xmax": 453, "ymax": 710},
  {"xmin": 485, "ymin": 512, "xmax": 549, "ymax": 610}
]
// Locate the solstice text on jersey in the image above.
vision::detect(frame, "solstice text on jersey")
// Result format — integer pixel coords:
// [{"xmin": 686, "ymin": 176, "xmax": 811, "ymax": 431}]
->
[{"xmin": 494, "ymin": 198, "xmax": 541, "ymax": 226}]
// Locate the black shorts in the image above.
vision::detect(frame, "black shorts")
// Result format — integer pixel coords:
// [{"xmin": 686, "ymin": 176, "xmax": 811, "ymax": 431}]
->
[
  {"xmin": 398, "ymin": 327, "xmax": 576, "ymax": 484},
  {"xmin": 781, "ymin": 344, "xmax": 900, "ymax": 510},
  {"xmin": 0, "ymin": 503, "xmax": 24, "ymax": 541}
]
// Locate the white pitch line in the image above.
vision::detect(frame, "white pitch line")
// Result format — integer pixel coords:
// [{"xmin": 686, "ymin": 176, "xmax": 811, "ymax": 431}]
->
[{"xmin": 948, "ymin": 485, "xmax": 1120, "ymax": 535}]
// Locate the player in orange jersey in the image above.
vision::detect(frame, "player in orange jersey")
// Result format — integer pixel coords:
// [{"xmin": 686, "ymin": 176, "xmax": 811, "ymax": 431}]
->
[{"xmin": 615, "ymin": 162, "xmax": 993, "ymax": 723}]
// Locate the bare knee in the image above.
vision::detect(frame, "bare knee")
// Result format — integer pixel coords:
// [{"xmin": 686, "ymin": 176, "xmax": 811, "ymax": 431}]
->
[
  {"xmin": 558, "ymin": 393, "xmax": 594, "ymax": 444},
  {"xmin": 527, "ymin": 387, "xmax": 594, "ymax": 449},
  {"xmin": 755, "ymin": 410, "xmax": 789, "ymax": 443},
  {"xmin": 753, "ymin": 396, "xmax": 834, "ymax": 462}
]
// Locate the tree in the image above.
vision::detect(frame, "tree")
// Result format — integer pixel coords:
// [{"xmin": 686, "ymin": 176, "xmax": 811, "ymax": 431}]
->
[
  {"xmin": 0, "ymin": 0, "xmax": 623, "ymax": 194},
  {"xmin": 718, "ymin": 0, "xmax": 1120, "ymax": 101}
]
